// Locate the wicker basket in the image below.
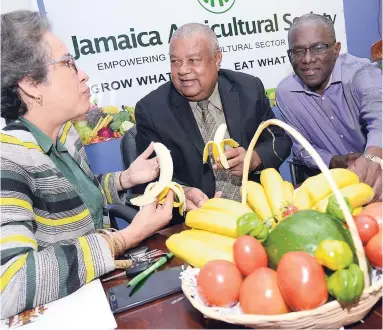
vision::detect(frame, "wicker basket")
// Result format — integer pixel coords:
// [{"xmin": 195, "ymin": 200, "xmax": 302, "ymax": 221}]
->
[{"xmin": 181, "ymin": 119, "xmax": 383, "ymax": 329}]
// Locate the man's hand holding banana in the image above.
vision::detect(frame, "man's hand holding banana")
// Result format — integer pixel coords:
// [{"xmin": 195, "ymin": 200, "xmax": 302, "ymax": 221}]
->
[{"xmin": 213, "ymin": 147, "xmax": 262, "ymax": 176}]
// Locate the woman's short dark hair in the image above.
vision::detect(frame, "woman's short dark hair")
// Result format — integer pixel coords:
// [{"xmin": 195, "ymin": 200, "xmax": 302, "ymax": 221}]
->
[{"xmin": 1, "ymin": 10, "xmax": 51, "ymax": 120}]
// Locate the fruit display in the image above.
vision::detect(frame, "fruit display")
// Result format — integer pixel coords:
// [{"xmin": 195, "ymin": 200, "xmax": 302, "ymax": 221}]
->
[
  {"xmin": 130, "ymin": 142, "xmax": 186, "ymax": 215},
  {"xmin": 166, "ymin": 165, "xmax": 381, "ymax": 319},
  {"xmin": 72, "ymin": 104, "xmax": 136, "ymax": 145},
  {"xmin": 203, "ymin": 123, "xmax": 239, "ymax": 169}
]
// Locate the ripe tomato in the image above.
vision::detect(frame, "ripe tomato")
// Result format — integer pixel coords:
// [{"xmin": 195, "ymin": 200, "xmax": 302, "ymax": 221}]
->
[
  {"xmin": 233, "ymin": 236, "xmax": 268, "ymax": 276},
  {"xmin": 196, "ymin": 260, "xmax": 243, "ymax": 307},
  {"xmin": 282, "ymin": 205, "xmax": 298, "ymax": 218},
  {"xmin": 239, "ymin": 267, "xmax": 289, "ymax": 315},
  {"xmin": 353, "ymin": 215, "xmax": 379, "ymax": 245},
  {"xmin": 277, "ymin": 252, "xmax": 328, "ymax": 311},
  {"xmin": 365, "ymin": 231, "xmax": 382, "ymax": 269},
  {"xmin": 360, "ymin": 202, "xmax": 382, "ymax": 230}
]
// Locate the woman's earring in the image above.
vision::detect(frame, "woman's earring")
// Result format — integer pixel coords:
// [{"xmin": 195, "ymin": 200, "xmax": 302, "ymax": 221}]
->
[{"xmin": 35, "ymin": 95, "xmax": 43, "ymax": 106}]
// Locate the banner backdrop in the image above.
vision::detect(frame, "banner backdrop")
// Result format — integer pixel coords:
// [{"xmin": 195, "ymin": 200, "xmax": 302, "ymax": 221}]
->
[{"xmin": 41, "ymin": 0, "xmax": 347, "ymax": 109}]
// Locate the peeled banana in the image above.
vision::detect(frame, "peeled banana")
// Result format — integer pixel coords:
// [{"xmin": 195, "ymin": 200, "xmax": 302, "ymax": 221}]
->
[
  {"xmin": 203, "ymin": 123, "xmax": 239, "ymax": 169},
  {"xmin": 130, "ymin": 142, "xmax": 186, "ymax": 215},
  {"xmin": 313, "ymin": 183, "xmax": 374, "ymax": 213},
  {"xmin": 166, "ymin": 232, "xmax": 234, "ymax": 268}
]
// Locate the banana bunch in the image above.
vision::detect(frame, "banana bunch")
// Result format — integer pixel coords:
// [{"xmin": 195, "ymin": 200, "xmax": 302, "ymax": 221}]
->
[
  {"xmin": 244, "ymin": 168, "xmax": 295, "ymax": 226},
  {"xmin": 166, "ymin": 229, "xmax": 235, "ymax": 268},
  {"xmin": 185, "ymin": 198, "xmax": 253, "ymax": 237},
  {"xmin": 130, "ymin": 142, "xmax": 186, "ymax": 215},
  {"xmin": 203, "ymin": 123, "xmax": 239, "ymax": 169},
  {"xmin": 293, "ymin": 168, "xmax": 374, "ymax": 213}
]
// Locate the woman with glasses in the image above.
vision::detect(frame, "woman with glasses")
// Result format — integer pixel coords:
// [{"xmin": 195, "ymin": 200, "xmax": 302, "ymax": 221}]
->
[{"xmin": 0, "ymin": 10, "xmax": 174, "ymax": 319}]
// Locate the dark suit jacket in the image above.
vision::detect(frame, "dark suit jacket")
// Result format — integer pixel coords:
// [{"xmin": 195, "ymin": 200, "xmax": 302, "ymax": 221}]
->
[{"xmin": 135, "ymin": 69, "xmax": 292, "ymax": 198}]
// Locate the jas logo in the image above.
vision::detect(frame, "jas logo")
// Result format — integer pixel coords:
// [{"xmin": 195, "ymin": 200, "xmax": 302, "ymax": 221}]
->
[{"xmin": 198, "ymin": 0, "xmax": 236, "ymax": 14}]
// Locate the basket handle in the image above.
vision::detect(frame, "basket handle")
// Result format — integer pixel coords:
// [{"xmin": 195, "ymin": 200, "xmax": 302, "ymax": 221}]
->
[{"xmin": 241, "ymin": 119, "xmax": 370, "ymax": 288}]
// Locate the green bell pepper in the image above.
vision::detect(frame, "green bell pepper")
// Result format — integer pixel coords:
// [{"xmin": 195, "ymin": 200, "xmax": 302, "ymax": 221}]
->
[
  {"xmin": 327, "ymin": 263, "xmax": 365, "ymax": 303},
  {"xmin": 236, "ymin": 212, "xmax": 269, "ymax": 242},
  {"xmin": 314, "ymin": 239, "xmax": 354, "ymax": 271},
  {"xmin": 326, "ymin": 194, "xmax": 353, "ymax": 222}
]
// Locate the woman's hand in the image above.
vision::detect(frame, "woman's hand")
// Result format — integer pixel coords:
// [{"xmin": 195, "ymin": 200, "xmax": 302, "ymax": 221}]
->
[
  {"xmin": 120, "ymin": 191, "xmax": 174, "ymax": 248},
  {"xmin": 119, "ymin": 143, "xmax": 160, "ymax": 190}
]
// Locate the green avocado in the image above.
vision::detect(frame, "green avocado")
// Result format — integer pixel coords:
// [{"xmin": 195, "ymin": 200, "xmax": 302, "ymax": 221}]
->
[{"xmin": 263, "ymin": 210, "xmax": 356, "ymax": 269}]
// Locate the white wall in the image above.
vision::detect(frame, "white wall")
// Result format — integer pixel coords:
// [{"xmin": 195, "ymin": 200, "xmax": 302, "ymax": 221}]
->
[{"xmin": 1, "ymin": 0, "xmax": 38, "ymax": 14}]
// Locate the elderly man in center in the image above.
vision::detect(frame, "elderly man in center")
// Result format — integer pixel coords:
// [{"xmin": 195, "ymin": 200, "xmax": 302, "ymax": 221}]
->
[
  {"xmin": 276, "ymin": 14, "xmax": 382, "ymax": 202},
  {"xmin": 135, "ymin": 23, "xmax": 292, "ymax": 212}
]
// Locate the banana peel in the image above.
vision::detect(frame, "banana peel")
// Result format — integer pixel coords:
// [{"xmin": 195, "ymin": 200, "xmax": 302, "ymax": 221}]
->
[
  {"xmin": 203, "ymin": 123, "xmax": 239, "ymax": 169},
  {"xmin": 130, "ymin": 142, "xmax": 186, "ymax": 215}
]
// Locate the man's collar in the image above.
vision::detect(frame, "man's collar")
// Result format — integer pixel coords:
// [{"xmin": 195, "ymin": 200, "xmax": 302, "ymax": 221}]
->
[
  {"xmin": 207, "ymin": 82, "xmax": 222, "ymax": 110},
  {"xmin": 290, "ymin": 56, "xmax": 342, "ymax": 93}
]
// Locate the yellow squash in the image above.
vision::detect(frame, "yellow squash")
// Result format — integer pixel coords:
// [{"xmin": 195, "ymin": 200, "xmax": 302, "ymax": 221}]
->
[
  {"xmin": 179, "ymin": 230, "xmax": 235, "ymax": 252},
  {"xmin": 301, "ymin": 168, "xmax": 359, "ymax": 206},
  {"xmin": 244, "ymin": 181, "xmax": 273, "ymax": 221},
  {"xmin": 283, "ymin": 181, "xmax": 294, "ymax": 205},
  {"xmin": 165, "ymin": 233, "xmax": 234, "ymax": 268},
  {"xmin": 293, "ymin": 185, "xmax": 313, "ymax": 210},
  {"xmin": 313, "ymin": 183, "xmax": 374, "ymax": 212},
  {"xmin": 185, "ymin": 208, "xmax": 238, "ymax": 237},
  {"xmin": 201, "ymin": 198, "xmax": 252, "ymax": 218},
  {"xmin": 260, "ymin": 168, "xmax": 285, "ymax": 221}
]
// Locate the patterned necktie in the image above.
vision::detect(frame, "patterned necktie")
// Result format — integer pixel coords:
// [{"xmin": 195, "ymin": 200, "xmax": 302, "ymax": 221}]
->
[{"xmin": 197, "ymin": 100, "xmax": 241, "ymax": 201}]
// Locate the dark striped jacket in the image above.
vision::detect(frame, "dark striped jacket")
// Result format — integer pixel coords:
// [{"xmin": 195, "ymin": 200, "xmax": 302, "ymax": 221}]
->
[{"xmin": 0, "ymin": 120, "xmax": 124, "ymax": 319}]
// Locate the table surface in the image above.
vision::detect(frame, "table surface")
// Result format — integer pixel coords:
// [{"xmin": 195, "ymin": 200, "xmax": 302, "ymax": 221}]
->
[{"xmin": 102, "ymin": 224, "xmax": 382, "ymax": 329}]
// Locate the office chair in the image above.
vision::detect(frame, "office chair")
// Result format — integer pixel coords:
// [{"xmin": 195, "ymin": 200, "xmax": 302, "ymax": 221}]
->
[{"xmin": 288, "ymin": 158, "xmax": 321, "ymax": 185}]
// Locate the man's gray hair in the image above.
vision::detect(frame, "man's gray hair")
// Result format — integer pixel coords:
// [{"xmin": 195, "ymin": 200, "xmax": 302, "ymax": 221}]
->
[
  {"xmin": 1, "ymin": 10, "xmax": 51, "ymax": 120},
  {"xmin": 170, "ymin": 23, "xmax": 220, "ymax": 54},
  {"xmin": 288, "ymin": 13, "xmax": 336, "ymax": 45}
]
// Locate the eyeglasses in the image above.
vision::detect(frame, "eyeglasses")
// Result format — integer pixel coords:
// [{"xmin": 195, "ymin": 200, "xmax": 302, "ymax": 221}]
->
[
  {"xmin": 287, "ymin": 43, "xmax": 336, "ymax": 60},
  {"xmin": 46, "ymin": 54, "xmax": 78, "ymax": 74}
]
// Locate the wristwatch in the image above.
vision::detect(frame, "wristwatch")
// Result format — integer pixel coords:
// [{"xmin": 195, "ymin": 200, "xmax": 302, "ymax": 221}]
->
[{"xmin": 363, "ymin": 154, "xmax": 383, "ymax": 169}]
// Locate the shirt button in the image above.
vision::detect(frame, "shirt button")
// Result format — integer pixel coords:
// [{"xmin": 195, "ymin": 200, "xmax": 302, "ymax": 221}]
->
[
  {"xmin": 322, "ymin": 97, "xmax": 325, "ymax": 100},
  {"xmin": 340, "ymin": 135, "xmax": 344, "ymax": 138},
  {"xmin": 330, "ymin": 116, "xmax": 334, "ymax": 120},
  {"xmin": 77, "ymin": 188, "xmax": 82, "ymax": 193}
]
